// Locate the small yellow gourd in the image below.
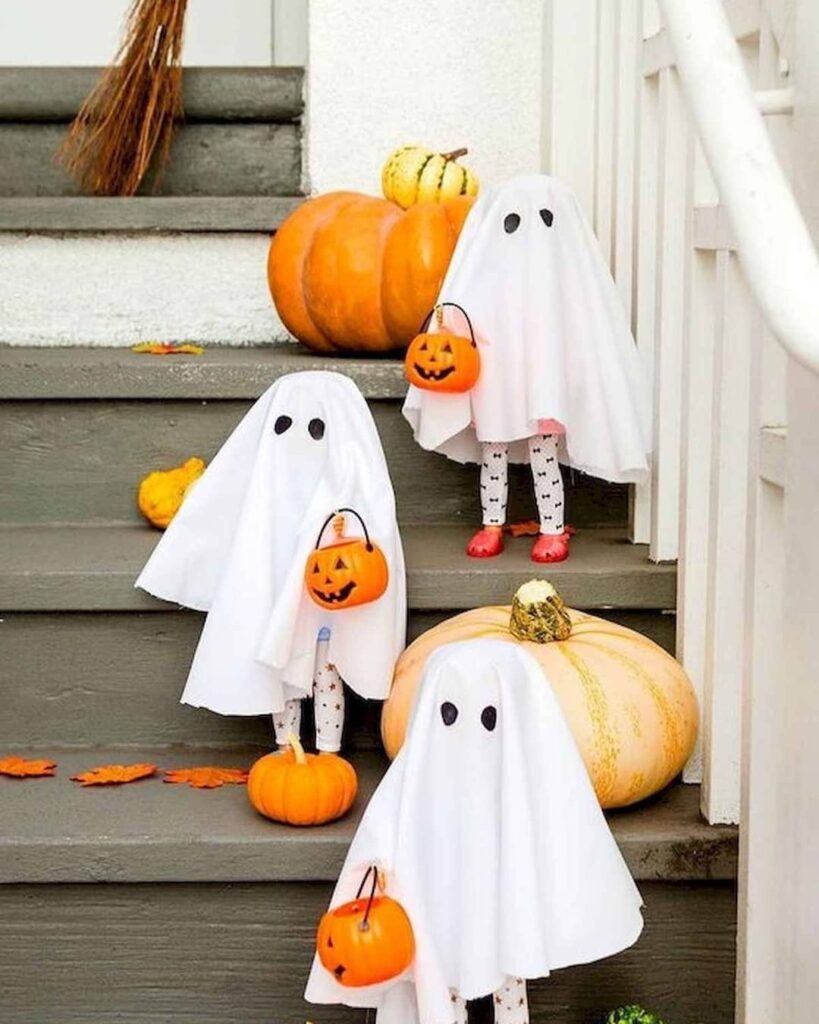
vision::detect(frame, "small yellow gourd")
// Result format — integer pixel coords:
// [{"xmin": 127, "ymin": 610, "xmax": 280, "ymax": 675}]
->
[
  {"xmin": 137, "ymin": 456, "xmax": 205, "ymax": 529},
  {"xmin": 382, "ymin": 145, "xmax": 479, "ymax": 209}
]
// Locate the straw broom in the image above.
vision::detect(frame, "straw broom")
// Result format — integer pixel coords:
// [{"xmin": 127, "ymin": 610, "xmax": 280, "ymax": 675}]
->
[{"xmin": 57, "ymin": 0, "xmax": 188, "ymax": 196}]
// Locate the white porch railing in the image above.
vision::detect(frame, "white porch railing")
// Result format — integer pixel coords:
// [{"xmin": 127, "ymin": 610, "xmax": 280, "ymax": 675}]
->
[
  {"xmin": 547, "ymin": 5, "xmax": 819, "ymax": 1015},
  {"xmin": 543, "ymin": 0, "xmax": 800, "ymax": 826}
]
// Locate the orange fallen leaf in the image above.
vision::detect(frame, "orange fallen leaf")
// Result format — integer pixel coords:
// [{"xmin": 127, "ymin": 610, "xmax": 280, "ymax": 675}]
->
[
  {"xmin": 505, "ymin": 520, "xmax": 541, "ymax": 538},
  {"xmin": 71, "ymin": 763, "xmax": 158, "ymax": 786},
  {"xmin": 163, "ymin": 766, "xmax": 249, "ymax": 789},
  {"xmin": 132, "ymin": 342, "xmax": 204, "ymax": 356},
  {"xmin": 504, "ymin": 521, "xmax": 578, "ymax": 538},
  {"xmin": 0, "ymin": 756, "xmax": 57, "ymax": 778}
]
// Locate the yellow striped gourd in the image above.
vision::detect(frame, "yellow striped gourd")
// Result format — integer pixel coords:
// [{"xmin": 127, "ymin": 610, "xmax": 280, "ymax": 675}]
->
[{"xmin": 382, "ymin": 145, "xmax": 479, "ymax": 209}]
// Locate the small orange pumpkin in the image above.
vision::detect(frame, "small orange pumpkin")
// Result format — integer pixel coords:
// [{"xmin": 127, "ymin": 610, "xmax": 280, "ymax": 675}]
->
[
  {"xmin": 404, "ymin": 302, "xmax": 480, "ymax": 393},
  {"xmin": 305, "ymin": 508, "xmax": 389, "ymax": 611},
  {"xmin": 317, "ymin": 865, "xmax": 415, "ymax": 987},
  {"xmin": 247, "ymin": 734, "xmax": 358, "ymax": 826}
]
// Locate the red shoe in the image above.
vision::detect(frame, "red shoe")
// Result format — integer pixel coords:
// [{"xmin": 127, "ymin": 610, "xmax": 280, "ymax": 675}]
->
[
  {"xmin": 531, "ymin": 530, "xmax": 571, "ymax": 563},
  {"xmin": 466, "ymin": 526, "xmax": 505, "ymax": 558}
]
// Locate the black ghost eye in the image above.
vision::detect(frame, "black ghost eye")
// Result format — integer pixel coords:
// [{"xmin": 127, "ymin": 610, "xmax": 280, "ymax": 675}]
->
[
  {"xmin": 274, "ymin": 415, "xmax": 292, "ymax": 435},
  {"xmin": 504, "ymin": 212, "xmax": 521, "ymax": 234},
  {"xmin": 334, "ymin": 557, "xmax": 347, "ymax": 570},
  {"xmin": 308, "ymin": 417, "xmax": 326, "ymax": 440},
  {"xmin": 481, "ymin": 706, "xmax": 497, "ymax": 732},
  {"xmin": 539, "ymin": 207, "xmax": 554, "ymax": 228},
  {"xmin": 440, "ymin": 701, "xmax": 459, "ymax": 727}
]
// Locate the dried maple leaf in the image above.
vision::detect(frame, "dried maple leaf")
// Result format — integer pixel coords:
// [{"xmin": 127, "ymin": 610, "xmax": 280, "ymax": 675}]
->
[
  {"xmin": 504, "ymin": 520, "xmax": 541, "ymax": 538},
  {"xmin": 504, "ymin": 521, "xmax": 578, "ymax": 538},
  {"xmin": 163, "ymin": 766, "xmax": 249, "ymax": 789},
  {"xmin": 70, "ymin": 763, "xmax": 158, "ymax": 786},
  {"xmin": 0, "ymin": 756, "xmax": 57, "ymax": 778},
  {"xmin": 132, "ymin": 341, "xmax": 204, "ymax": 356}
]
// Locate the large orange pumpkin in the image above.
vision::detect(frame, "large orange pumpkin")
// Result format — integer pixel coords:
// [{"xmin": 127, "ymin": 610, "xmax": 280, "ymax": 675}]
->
[
  {"xmin": 382, "ymin": 580, "xmax": 698, "ymax": 809},
  {"xmin": 267, "ymin": 191, "xmax": 474, "ymax": 353}
]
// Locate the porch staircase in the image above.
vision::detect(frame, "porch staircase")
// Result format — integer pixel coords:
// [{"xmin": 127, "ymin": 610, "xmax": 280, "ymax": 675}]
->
[
  {"xmin": 0, "ymin": 64, "xmax": 737, "ymax": 1024},
  {"xmin": 0, "ymin": 346, "xmax": 736, "ymax": 1024}
]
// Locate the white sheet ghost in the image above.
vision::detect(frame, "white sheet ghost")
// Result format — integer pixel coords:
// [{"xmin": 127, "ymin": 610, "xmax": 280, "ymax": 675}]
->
[
  {"xmin": 306, "ymin": 639, "xmax": 644, "ymax": 1024},
  {"xmin": 403, "ymin": 173, "xmax": 651, "ymax": 482},
  {"xmin": 136, "ymin": 371, "xmax": 406, "ymax": 718}
]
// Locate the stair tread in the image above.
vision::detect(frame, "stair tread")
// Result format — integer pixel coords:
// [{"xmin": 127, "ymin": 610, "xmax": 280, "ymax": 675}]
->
[
  {"xmin": 0, "ymin": 523, "xmax": 675, "ymax": 611},
  {"xmin": 0, "ymin": 66, "xmax": 304, "ymax": 122},
  {"xmin": 0, "ymin": 196, "xmax": 304, "ymax": 233},
  {"xmin": 0, "ymin": 746, "xmax": 736, "ymax": 884},
  {"xmin": 0, "ymin": 343, "xmax": 406, "ymax": 399}
]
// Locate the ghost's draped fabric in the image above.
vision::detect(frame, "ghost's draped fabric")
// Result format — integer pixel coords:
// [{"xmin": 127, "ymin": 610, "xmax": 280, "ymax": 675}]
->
[
  {"xmin": 306, "ymin": 640, "xmax": 643, "ymax": 1024},
  {"xmin": 136, "ymin": 371, "xmax": 406, "ymax": 715},
  {"xmin": 403, "ymin": 174, "xmax": 651, "ymax": 484}
]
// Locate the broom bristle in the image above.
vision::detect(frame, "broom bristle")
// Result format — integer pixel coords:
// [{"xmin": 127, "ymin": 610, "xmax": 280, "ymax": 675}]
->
[{"xmin": 57, "ymin": 0, "xmax": 188, "ymax": 196}]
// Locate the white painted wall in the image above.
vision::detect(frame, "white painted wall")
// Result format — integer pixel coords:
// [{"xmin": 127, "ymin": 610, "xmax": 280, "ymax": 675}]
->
[
  {"xmin": 306, "ymin": 0, "xmax": 544, "ymax": 195},
  {"xmin": 0, "ymin": 234, "xmax": 284, "ymax": 345},
  {"xmin": 0, "ymin": 0, "xmax": 276, "ymax": 66}
]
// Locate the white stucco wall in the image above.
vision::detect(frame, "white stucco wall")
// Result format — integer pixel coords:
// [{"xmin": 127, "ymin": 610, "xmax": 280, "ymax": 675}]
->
[
  {"xmin": 306, "ymin": 0, "xmax": 545, "ymax": 194},
  {"xmin": 0, "ymin": 1, "xmax": 545, "ymax": 344},
  {"xmin": 0, "ymin": 235, "xmax": 285, "ymax": 345},
  {"xmin": 0, "ymin": 0, "xmax": 276, "ymax": 66}
]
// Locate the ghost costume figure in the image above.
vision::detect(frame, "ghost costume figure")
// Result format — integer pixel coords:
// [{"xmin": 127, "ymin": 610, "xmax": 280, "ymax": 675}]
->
[
  {"xmin": 403, "ymin": 173, "xmax": 651, "ymax": 564},
  {"xmin": 306, "ymin": 640, "xmax": 644, "ymax": 1024},
  {"xmin": 136, "ymin": 371, "xmax": 406, "ymax": 753}
]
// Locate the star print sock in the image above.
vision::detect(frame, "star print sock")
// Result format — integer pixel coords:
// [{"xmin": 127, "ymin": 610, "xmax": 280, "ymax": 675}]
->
[
  {"xmin": 528, "ymin": 434, "xmax": 565, "ymax": 534},
  {"xmin": 272, "ymin": 700, "xmax": 302, "ymax": 749},
  {"xmin": 480, "ymin": 441, "xmax": 509, "ymax": 526},
  {"xmin": 449, "ymin": 991, "xmax": 468, "ymax": 1024},
  {"xmin": 494, "ymin": 977, "xmax": 529, "ymax": 1024},
  {"xmin": 314, "ymin": 637, "xmax": 345, "ymax": 753}
]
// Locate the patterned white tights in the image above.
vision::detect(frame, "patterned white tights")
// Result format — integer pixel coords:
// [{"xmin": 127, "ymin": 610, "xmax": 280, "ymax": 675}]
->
[
  {"xmin": 271, "ymin": 638, "xmax": 345, "ymax": 753},
  {"xmin": 480, "ymin": 435, "xmax": 565, "ymax": 535},
  {"xmin": 450, "ymin": 977, "xmax": 529, "ymax": 1024}
]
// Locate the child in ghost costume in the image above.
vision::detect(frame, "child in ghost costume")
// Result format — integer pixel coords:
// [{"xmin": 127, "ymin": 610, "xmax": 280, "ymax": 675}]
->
[
  {"xmin": 136, "ymin": 371, "xmax": 406, "ymax": 753},
  {"xmin": 403, "ymin": 173, "xmax": 651, "ymax": 564},
  {"xmin": 306, "ymin": 639, "xmax": 644, "ymax": 1024}
]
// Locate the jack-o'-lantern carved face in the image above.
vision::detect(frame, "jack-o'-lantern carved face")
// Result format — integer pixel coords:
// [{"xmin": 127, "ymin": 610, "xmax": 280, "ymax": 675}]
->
[
  {"xmin": 305, "ymin": 511, "xmax": 389, "ymax": 611},
  {"xmin": 317, "ymin": 868, "xmax": 415, "ymax": 987},
  {"xmin": 404, "ymin": 303, "xmax": 480, "ymax": 394}
]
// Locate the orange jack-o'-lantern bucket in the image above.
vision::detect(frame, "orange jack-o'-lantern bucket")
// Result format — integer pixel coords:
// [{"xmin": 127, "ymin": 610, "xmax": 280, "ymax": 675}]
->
[
  {"xmin": 316, "ymin": 865, "xmax": 415, "ymax": 987},
  {"xmin": 404, "ymin": 301, "xmax": 480, "ymax": 394},
  {"xmin": 305, "ymin": 508, "xmax": 389, "ymax": 611}
]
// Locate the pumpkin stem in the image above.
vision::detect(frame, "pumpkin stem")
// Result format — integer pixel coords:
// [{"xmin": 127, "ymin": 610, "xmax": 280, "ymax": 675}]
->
[
  {"xmin": 287, "ymin": 732, "xmax": 308, "ymax": 765},
  {"xmin": 440, "ymin": 147, "xmax": 468, "ymax": 162},
  {"xmin": 509, "ymin": 580, "xmax": 572, "ymax": 643}
]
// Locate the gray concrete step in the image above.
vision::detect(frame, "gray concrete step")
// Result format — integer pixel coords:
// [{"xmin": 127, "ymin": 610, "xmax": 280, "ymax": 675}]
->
[
  {"xmin": 1, "ymin": 609, "xmax": 675, "ymax": 750},
  {"xmin": 0, "ymin": 749, "xmax": 736, "ymax": 885},
  {"xmin": 0, "ymin": 877, "xmax": 737, "ymax": 1024},
  {"xmin": 0, "ymin": 747, "xmax": 737, "ymax": 1022},
  {"xmin": 0, "ymin": 523, "xmax": 675, "ymax": 613},
  {"xmin": 0, "ymin": 68, "xmax": 304, "ymax": 223},
  {"xmin": 0, "ymin": 346, "xmax": 627, "ymax": 527},
  {"xmin": 0, "ymin": 195, "xmax": 304, "ymax": 232},
  {"xmin": 0, "ymin": 67, "xmax": 304, "ymax": 123}
]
